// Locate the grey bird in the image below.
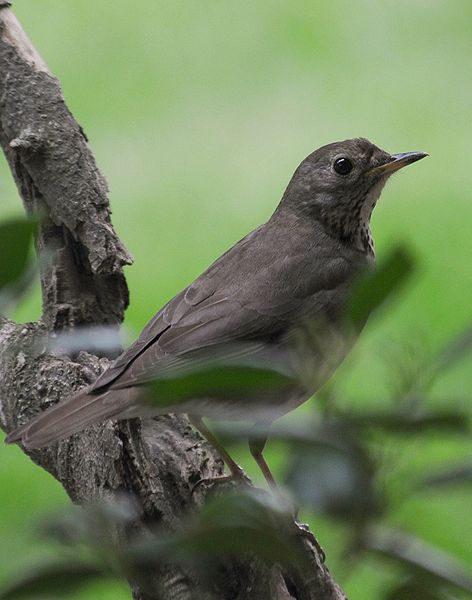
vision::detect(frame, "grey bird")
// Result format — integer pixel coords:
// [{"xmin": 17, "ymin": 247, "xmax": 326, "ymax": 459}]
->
[{"xmin": 6, "ymin": 138, "xmax": 427, "ymax": 489}]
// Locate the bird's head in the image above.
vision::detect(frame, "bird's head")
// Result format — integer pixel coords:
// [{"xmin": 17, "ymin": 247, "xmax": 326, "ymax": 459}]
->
[{"xmin": 279, "ymin": 138, "xmax": 427, "ymax": 254}]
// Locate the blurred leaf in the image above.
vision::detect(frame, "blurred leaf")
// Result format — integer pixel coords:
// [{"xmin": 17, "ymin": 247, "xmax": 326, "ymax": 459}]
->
[
  {"xmin": 347, "ymin": 246, "xmax": 415, "ymax": 326},
  {"xmin": 384, "ymin": 579, "xmax": 455, "ymax": 600},
  {"xmin": 36, "ymin": 495, "xmax": 139, "ymax": 582},
  {"xmin": 215, "ymin": 419, "xmax": 358, "ymax": 452},
  {"xmin": 0, "ymin": 561, "xmax": 104, "ymax": 600},
  {"xmin": 40, "ymin": 495, "xmax": 139, "ymax": 549},
  {"xmin": 88, "ymin": 494, "xmax": 140, "ymax": 526},
  {"xmin": 127, "ymin": 489, "xmax": 307, "ymax": 571},
  {"xmin": 366, "ymin": 527, "xmax": 472, "ymax": 595},
  {"xmin": 0, "ymin": 217, "xmax": 35, "ymax": 290},
  {"xmin": 434, "ymin": 323, "xmax": 472, "ymax": 374},
  {"xmin": 347, "ymin": 409, "xmax": 469, "ymax": 435},
  {"xmin": 380, "ymin": 337, "xmax": 432, "ymax": 402},
  {"xmin": 47, "ymin": 326, "xmax": 124, "ymax": 356},
  {"xmin": 146, "ymin": 342, "xmax": 295, "ymax": 408},
  {"xmin": 150, "ymin": 365, "xmax": 291, "ymax": 402},
  {"xmin": 283, "ymin": 425, "xmax": 380, "ymax": 521},
  {"xmin": 420, "ymin": 463, "xmax": 472, "ymax": 490},
  {"xmin": 39, "ymin": 506, "xmax": 89, "ymax": 547},
  {"xmin": 0, "ymin": 217, "xmax": 37, "ymax": 311},
  {"xmin": 0, "ymin": 263, "xmax": 37, "ymax": 313}
]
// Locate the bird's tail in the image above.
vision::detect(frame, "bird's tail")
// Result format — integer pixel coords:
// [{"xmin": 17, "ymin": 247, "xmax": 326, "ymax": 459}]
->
[{"xmin": 4, "ymin": 385, "xmax": 142, "ymax": 449}]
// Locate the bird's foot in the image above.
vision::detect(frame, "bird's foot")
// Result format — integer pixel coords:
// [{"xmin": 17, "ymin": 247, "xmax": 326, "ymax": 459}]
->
[
  {"xmin": 191, "ymin": 464, "xmax": 251, "ymax": 495},
  {"xmin": 294, "ymin": 520, "xmax": 326, "ymax": 563}
]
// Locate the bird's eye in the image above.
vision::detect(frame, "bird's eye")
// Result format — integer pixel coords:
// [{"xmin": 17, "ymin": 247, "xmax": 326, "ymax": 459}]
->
[{"xmin": 333, "ymin": 157, "xmax": 353, "ymax": 175}]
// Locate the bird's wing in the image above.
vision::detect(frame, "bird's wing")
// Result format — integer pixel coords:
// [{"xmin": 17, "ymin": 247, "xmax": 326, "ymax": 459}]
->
[
  {"xmin": 90, "ymin": 225, "xmax": 267, "ymax": 390},
  {"xmin": 93, "ymin": 218, "xmax": 354, "ymax": 393}
]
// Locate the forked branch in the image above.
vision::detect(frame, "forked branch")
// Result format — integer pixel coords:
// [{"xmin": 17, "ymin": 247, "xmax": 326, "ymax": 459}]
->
[{"xmin": 0, "ymin": 5, "xmax": 344, "ymax": 599}]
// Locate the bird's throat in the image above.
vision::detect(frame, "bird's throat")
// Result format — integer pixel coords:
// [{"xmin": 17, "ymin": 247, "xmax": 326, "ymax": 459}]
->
[
  {"xmin": 355, "ymin": 222, "xmax": 375, "ymax": 256},
  {"xmin": 351, "ymin": 176, "xmax": 387, "ymax": 256}
]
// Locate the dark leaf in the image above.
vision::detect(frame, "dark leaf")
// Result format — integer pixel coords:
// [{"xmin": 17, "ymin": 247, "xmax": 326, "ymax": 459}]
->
[
  {"xmin": 0, "ymin": 217, "xmax": 35, "ymax": 290},
  {"xmin": 419, "ymin": 463, "xmax": 472, "ymax": 490},
  {"xmin": 347, "ymin": 246, "xmax": 415, "ymax": 326},
  {"xmin": 366, "ymin": 527, "xmax": 472, "ymax": 594},
  {"xmin": 347, "ymin": 410, "xmax": 469, "ymax": 435},
  {"xmin": 283, "ymin": 426, "xmax": 380, "ymax": 521},
  {"xmin": 384, "ymin": 579, "xmax": 455, "ymax": 600},
  {"xmin": 215, "ymin": 419, "xmax": 358, "ymax": 452},
  {"xmin": 0, "ymin": 561, "xmax": 105, "ymax": 600}
]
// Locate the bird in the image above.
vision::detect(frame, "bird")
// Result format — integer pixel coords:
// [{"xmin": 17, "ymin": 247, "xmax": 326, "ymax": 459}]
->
[{"xmin": 6, "ymin": 138, "xmax": 427, "ymax": 492}]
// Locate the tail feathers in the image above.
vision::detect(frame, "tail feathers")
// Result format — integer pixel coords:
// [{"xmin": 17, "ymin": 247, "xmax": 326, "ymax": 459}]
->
[{"xmin": 5, "ymin": 386, "xmax": 142, "ymax": 449}]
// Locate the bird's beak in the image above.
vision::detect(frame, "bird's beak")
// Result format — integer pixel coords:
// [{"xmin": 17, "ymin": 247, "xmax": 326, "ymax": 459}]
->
[{"xmin": 367, "ymin": 151, "xmax": 428, "ymax": 176}]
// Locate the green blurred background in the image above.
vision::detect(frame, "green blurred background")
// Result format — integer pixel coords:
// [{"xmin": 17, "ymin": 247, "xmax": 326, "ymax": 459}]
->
[{"xmin": 1, "ymin": 1, "xmax": 471, "ymax": 598}]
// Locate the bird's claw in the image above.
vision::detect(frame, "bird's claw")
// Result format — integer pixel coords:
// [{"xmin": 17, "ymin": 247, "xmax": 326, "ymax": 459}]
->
[
  {"xmin": 295, "ymin": 521, "xmax": 326, "ymax": 563},
  {"xmin": 191, "ymin": 465, "xmax": 251, "ymax": 495},
  {"xmin": 191, "ymin": 474, "xmax": 234, "ymax": 495}
]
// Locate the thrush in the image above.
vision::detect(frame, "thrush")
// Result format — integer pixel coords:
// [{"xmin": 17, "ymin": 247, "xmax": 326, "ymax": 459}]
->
[{"xmin": 6, "ymin": 138, "xmax": 426, "ymax": 491}]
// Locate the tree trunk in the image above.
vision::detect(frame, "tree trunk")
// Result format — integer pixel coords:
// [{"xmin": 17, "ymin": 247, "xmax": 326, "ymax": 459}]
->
[{"xmin": 0, "ymin": 4, "xmax": 346, "ymax": 599}]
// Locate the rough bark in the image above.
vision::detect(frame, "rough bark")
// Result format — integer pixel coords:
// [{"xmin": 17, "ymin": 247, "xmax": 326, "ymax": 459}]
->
[{"xmin": 0, "ymin": 4, "xmax": 346, "ymax": 599}]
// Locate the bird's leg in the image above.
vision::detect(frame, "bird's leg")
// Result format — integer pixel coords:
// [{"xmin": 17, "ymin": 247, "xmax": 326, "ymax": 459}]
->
[
  {"xmin": 189, "ymin": 415, "xmax": 250, "ymax": 492},
  {"xmin": 248, "ymin": 433, "xmax": 281, "ymax": 495},
  {"xmin": 249, "ymin": 428, "xmax": 325, "ymax": 562}
]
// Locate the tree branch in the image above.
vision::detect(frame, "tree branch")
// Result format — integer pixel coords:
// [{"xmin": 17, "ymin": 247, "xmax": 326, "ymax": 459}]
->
[
  {"xmin": 0, "ymin": 5, "xmax": 345, "ymax": 599},
  {"xmin": 0, "ymin": 5, "xmax": 132, "ymax": 329}
]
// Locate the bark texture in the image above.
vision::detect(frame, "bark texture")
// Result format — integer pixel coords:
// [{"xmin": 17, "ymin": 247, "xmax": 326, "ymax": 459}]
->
[{"xmin": 0, "ymin": 4, "xmax": 346, "ymax": 599}]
